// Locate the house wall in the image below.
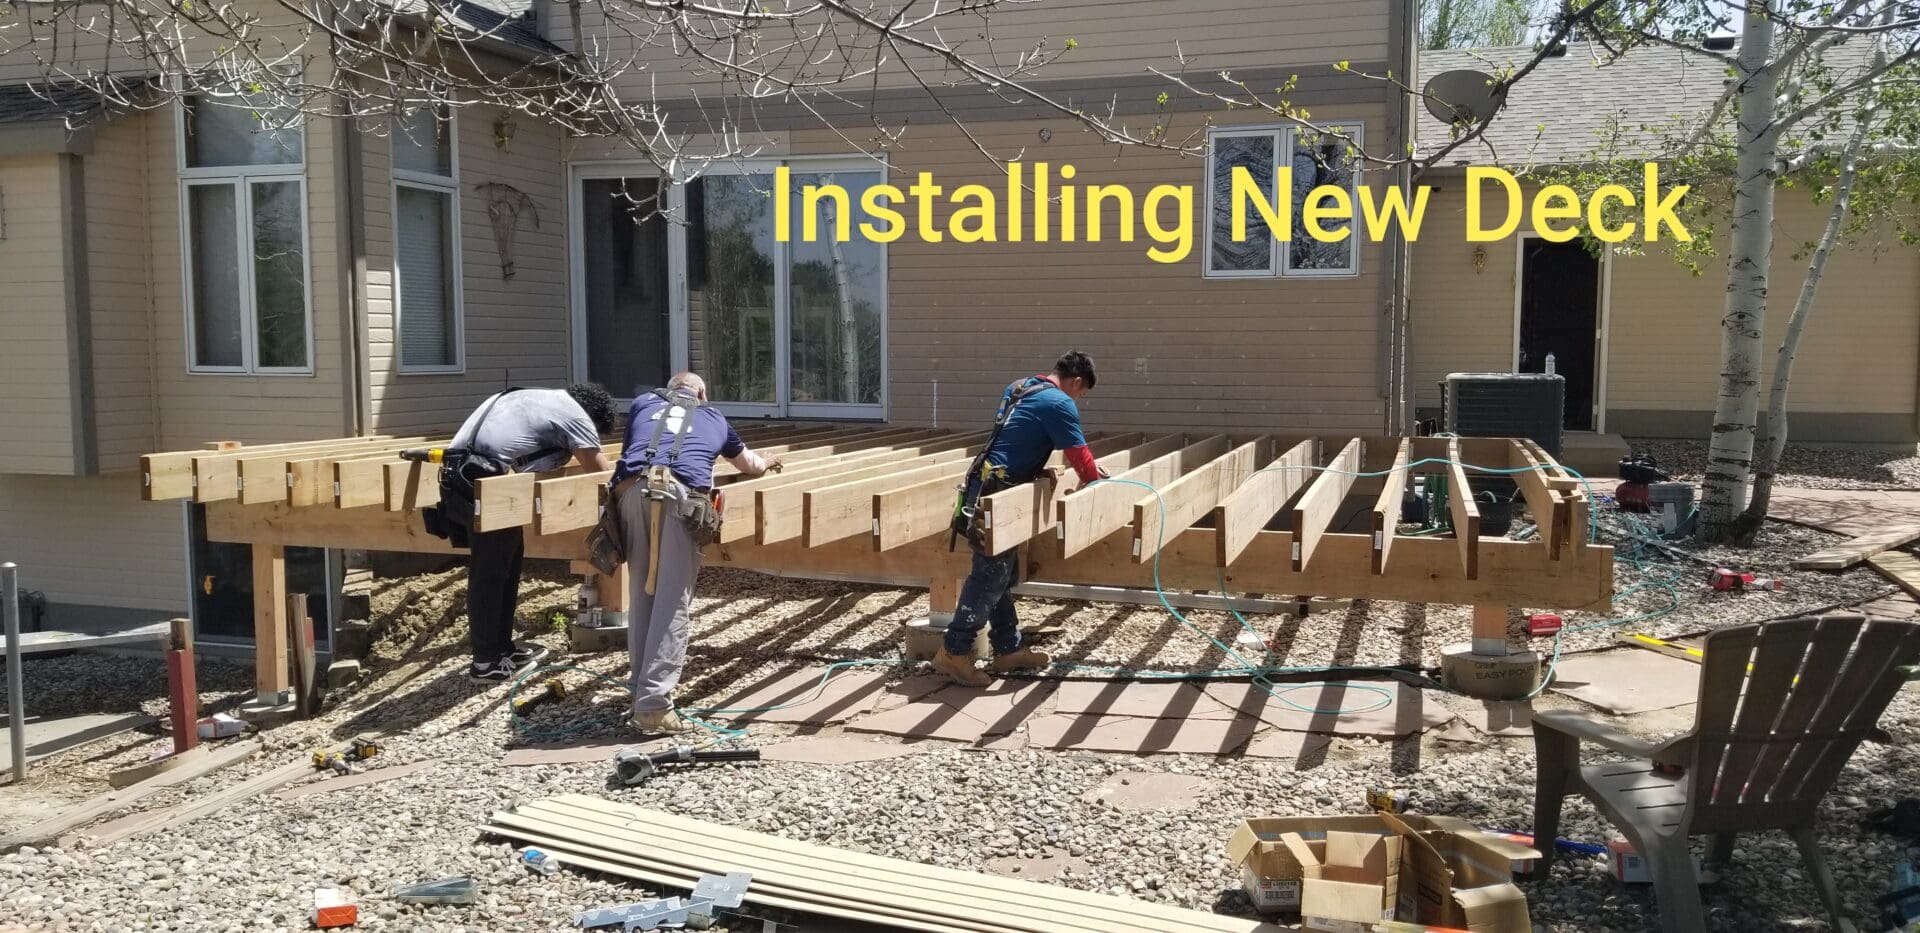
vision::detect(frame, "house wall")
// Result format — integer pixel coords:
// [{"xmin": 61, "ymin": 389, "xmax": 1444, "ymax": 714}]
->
[
  {"xmin": 0, "ymin": 153, "xmax": 79, "ymax": 473},
  {"xmin": 85, "ymin": 114, "xmax": 160, "ymax": 472},
  {"xmin": 364, "ymin": 105, "xmax": 573, "ymax": 434},
  {"xmin": 791, "ymin": 111, "xmax": 1396, "ymax": 434},
  {"xmin": 0, "ymin": 473, "xmax": 187, "ymax": 621},
  {"xmin": 1409, "ymin": 179, "xmax": 1920, "ymax": 441},
  {"xmin": 551, "ymin": 0, "xmax": 1393, "ymax": 99}
]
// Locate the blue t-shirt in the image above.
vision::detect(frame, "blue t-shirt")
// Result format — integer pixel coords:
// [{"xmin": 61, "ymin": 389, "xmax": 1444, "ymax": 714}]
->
[
  {"xmin": 614, "ymin": 392, "xmax": 746, "ymax": 490},
  {"xmin": 968, "ymin": 376, "xmax": 1086, "ymax": 496}
]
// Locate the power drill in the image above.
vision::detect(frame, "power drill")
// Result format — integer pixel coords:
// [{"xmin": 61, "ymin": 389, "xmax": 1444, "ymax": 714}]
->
[
  {"xmin": 312, "ymin": 736, "xmax": 382, "ymax": 774},
  {"xmin": 399, "ymin": 448, "xmax": 447, "ymax": 464}
]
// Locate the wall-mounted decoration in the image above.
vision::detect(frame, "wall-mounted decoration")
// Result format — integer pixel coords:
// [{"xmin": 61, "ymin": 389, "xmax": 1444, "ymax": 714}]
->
[{"xmin": 477, "ymin": 182, "xmax": 540, "ymax": 278}]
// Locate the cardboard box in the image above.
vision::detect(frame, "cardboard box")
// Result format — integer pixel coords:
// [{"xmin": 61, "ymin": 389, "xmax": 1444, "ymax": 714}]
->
[
  {"xmin": 1226, "ymin": 814, "xmax": 1539, "ymax": 933},
  {"xmin": 1606, "ymin": 840, "xmax": 1699, "ymax": 884}
]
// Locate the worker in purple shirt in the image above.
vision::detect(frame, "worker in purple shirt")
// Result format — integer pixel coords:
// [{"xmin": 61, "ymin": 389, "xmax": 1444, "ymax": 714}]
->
[{"xmin": 612, "ymin": 372, "xmax": 782, "ymax": 735}]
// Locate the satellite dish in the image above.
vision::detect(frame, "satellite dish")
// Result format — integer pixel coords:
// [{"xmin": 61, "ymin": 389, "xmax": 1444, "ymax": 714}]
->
[{"xmin": 1423, "ymin": 69, "xmax": 1505, "ymax": 125}]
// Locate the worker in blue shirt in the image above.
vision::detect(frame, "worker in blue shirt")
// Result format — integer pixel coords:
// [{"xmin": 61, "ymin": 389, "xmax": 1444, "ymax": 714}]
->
[{"xmin": 935, "ymin": 351, "xmax": 1104, "ymax": 687}]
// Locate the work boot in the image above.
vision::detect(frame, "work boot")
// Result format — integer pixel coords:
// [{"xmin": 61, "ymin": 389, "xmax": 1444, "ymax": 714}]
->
[
  {"xmin": 631, "ymin": 708, "xmax": 697, "ymax": 736},
  {"xmin": 931, "ymin": 648, "xmax": 991, "ymax": 687},
  {"xmin": 990, "ymin": 647, "xmax": 1051, "ymax": 673}
]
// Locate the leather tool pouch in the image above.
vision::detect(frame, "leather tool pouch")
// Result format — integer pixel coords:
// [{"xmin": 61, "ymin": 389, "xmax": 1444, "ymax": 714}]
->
[
  {"xmin": 681, "ymin": 490, "xmax": 723, "ymax": 547},
  {"xmin": 585, "ymin": 481, "xmax": 626, "ymax": 576},
  {"xmin": 424, "ymin": 450, "xmax": 509, "ymax": 548}
]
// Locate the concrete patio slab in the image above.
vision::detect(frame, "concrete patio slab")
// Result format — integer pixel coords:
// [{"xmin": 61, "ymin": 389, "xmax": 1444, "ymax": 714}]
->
[{"xmin": 1024, "ymin": 713, "xmax": 1257, "ymax": 756}]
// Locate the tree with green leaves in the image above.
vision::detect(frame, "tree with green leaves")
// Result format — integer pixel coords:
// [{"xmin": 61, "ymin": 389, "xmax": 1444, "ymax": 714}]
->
[
  {"xmin": 1536, "ymin": 1, "xmax": 1920, "ymax": 543},
  {"xmin": 1422, "ymin": 0, "xmax": 1535, "ymax": 49}
]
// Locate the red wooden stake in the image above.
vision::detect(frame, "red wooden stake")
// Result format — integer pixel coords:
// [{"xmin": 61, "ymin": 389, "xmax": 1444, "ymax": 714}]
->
[{"xmin": 166, "ymin": 618, "xmax": 198, "ymax": 754}]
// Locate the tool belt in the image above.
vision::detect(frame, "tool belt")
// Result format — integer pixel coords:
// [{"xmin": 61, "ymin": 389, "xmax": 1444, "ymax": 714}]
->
[
  {"xmin": 950, "ymin": 376, "xmax": 1061, "ymax": 554},
  {"xmin": 618, "ymin": 471, "xmax": 724, "ymax": 545},
  {"xmin": 423, "ymin": 449, "xmax": 510, "ymax": 548}
]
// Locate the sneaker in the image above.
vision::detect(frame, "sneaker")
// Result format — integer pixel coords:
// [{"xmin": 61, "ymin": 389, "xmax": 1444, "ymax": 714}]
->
[
  {"xmin": 467, "ymin": 658, "xmax": 517, "ymax": 684},
  {"xmin": 990, "ymin": 647, "xmax": 1051, "ymax": 673},
  {"xmin": 505, "ymin": 643, "xmax": 551, "ymax": 674},
  {"xmin": 631, "ymin": 708, "xmax": 697, "ymax": 736},
  {"xmin": 932, "ymin": 648, "xmax": 992, "ymax": 687}
]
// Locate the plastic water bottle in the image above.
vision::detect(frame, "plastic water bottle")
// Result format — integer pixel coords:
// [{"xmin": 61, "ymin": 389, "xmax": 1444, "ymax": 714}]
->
[
  {"xmin": 523, "ymin": 848, "xmax": 561, "ymax": 876},
  {"xmin": 1544, "ymin": 353, "xmax": 1557, "ymax": 376}
]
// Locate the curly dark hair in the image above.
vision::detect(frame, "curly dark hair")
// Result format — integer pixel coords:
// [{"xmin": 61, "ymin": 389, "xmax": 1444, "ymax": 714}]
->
[{"xmin": 567, "ymin": 382, "xmax": 617, "ymax": 434}]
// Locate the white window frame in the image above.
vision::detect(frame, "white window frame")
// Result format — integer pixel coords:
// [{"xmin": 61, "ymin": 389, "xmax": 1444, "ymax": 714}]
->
[
  {"xmin": 391, "ymin": 105, "xmax": 465, "ymax": 374},
  {"xmin": 176, "ymin": 95, "xmax": 314, "ymax": 375},
  {"xmin": 566, "ymin": 155, "xmax": 890, "ymax": 421},
  {"xmin": 1201, "ymin": 123, "xmax": 1365, "ymax": 280}
]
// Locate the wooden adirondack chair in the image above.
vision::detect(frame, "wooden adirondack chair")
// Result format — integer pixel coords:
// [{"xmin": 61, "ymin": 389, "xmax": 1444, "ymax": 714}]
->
[{"xmin": 1530, "ymin": 614, "xmax": 1920, "ymax": 933}]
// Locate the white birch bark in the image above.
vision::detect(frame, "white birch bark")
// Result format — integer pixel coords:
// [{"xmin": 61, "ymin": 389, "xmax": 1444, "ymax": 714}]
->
[{"xmin": 1698, "ymin": 0, "xmax": 1782, "ymax": 542}]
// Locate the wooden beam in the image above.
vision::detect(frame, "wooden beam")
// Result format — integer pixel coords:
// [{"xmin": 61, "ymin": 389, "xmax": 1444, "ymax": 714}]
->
[
  {"xmin": 534, "ymin": 472, "xmax": 606, "ymax": 536},
  {"xmin": 1371, "ymin": 439, "xmax": 1411, "ymax": 575},
  {"xmin": 719, "ymin": 435, "xmax": 987, "ymax": 542},
  {"xmin": 286, "ymin": 442, "xmax": 438, "ymax": 508},
  {"xmin": 1056, "ymin": 435, "xmax": 1229, "ymax": 558},
  {"xmin": 383, "ymin": 460, "xmax": 439, "ymax": 512},
  {"xmin": 473, "ymin": 468, "xmax": 572, "ymax": 532},
  {"xmin": 1210, "ymin": 439, "xmax": 1314, "ymax": 568},
  {"xmin": 1447, "ymin": 438, "xmax": 1481, "ymax": 580},
  {"xmin": 1286, "ymin": 438, "xmax": 1362, "ymax": 572},
  {"xmin": 963, "ymin": 434, "xmax": 1163, "ymax": 556},
  {"xmin": 1132, "ymin": 440, "xmax": 1264, "ymax": 564},
  {"xmin": 142, "ymin": 437, "xmax": 389, "ymax": 502},
  {"xmin": 251, "ymin": 543, "xmax": 289, "ymax": 701},
  {"xmin": 802, "ymin": 461, "xmax": 970, "ymax": 548},
  {"xmin": 759, "ymin": 447, "xmax": 981, "ymax": 544},
  {"xmin": 187, "ymin": 437, "xmax": 405, "ymax": 504},
  {"xmin": 1520, "ymin": 439, "xmax": 1586, "ymax": 558},
  {"xmin": 1472, "ymin": 605, "xmax": 1511, "ymax": 656},
  {"xmin": 336, "ymin": 456, "xmax": 403, "ymax": 509},
  {"xmin": 207, "ymin": 501, "xmax": 587, "ymax": 559},
  {"xmin": 713, "ymin": 428, "xmax": 948, "ymax": 478},
  {"xmin": 1506, "ymin": 440, "xmax": 1567, "ymax": 560},
  {"xmin": 873, "ymin": 474, "xmax": 966, "ymax": 552}
]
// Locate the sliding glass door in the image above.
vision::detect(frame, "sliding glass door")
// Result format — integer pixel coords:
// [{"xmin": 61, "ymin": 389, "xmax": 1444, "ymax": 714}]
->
[{"xmin": 571, "ymin": 160, "xmax": 887, "ymax": 418}]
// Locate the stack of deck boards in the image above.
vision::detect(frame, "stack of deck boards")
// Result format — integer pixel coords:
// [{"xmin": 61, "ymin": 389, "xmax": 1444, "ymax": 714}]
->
[{"xmin": 483, "ymin": 794, "xmax": 1284, "ymax": 933}]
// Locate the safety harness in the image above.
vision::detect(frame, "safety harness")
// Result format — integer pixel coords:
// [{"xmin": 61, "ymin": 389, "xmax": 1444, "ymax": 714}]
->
[
  {"xmin": 949, "ymin": 376, "xmax": 1062, "ymax": 552},
  {"xmin": 628, "ymin": 387, "xmax": 720, "ymax": 594}
]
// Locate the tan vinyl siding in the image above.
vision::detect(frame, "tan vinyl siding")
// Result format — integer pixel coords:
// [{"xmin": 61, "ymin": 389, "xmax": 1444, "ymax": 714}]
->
[
  {"xmin": 552, "ymin": 0, "xmax": 1391, "ymax": 98},
  {"xmin": 365, "ymin": 106, "xmax": 572, "ymax": 434},
  {"xmin": 0, "ymin": 473, "xmax": 186, "ymax": 613},
  {"xmin": 790, "ymin": 108, "xmax": 1392, "ymax": 434},
  {"xmin": 0, "ymin": 154, "xmax": 78, "ymax": 474},
  {"xmin": 85, "ymin": 114, "xmax": 160, "ymax": 472},
  {"xmin": 147, "ymin": 104, "xmax": 351, "ymax": 447},
  {"xmin": 1409, "ymin": 180, "xmax": 1920, "ymax": 425}
]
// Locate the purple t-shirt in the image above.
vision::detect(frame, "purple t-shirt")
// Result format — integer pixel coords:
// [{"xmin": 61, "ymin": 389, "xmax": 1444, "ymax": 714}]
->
[{"xmin": 614, "ymin": 392, "xmax": 745, "ymax": 490}]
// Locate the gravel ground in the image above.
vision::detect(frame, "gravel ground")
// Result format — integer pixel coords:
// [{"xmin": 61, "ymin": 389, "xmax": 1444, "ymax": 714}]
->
[
  {"xmin": 2, "ymin": 513, "xmax": 1917, "ymax": 932},
  {"xmin": 1629, "ymin": 438, "xmax": 1920, "ymax": 490}
]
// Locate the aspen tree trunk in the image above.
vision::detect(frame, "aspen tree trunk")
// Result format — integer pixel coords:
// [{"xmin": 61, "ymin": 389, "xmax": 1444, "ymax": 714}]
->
[
  {"xmin": 1697, "ymin": 1, "xmax": 1781, "ymax": 542},
  {"xmin": 1735, "ymin": 83, "xmax": 1880, "ymax": 541}
]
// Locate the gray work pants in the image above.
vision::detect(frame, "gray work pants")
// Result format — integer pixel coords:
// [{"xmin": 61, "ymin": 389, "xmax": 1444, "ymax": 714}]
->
[{"xmin": 619, "ymin": 484, "xmax": 701, "ymax": 713}]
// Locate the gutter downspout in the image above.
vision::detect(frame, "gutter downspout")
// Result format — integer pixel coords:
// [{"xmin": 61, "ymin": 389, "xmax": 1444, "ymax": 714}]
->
[{"xmin": 337, "ymin": 91, "xmax": 370, "ymax": 436}]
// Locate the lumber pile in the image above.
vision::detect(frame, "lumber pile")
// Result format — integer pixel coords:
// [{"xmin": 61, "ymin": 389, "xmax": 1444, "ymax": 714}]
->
[
  {"xmin": 1793, "ymin": 524, "xmax": 1920, "ymax": 571},
  {"xmin": 482, "ymin": 794, "xmax": 1283, "ymax": 933}
]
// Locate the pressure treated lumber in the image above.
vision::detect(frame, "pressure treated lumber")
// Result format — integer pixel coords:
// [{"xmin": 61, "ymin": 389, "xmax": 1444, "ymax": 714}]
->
[
  {"xmin": 252, "ymin": 543, "xmax": 289, "ymax": 700},
  {"xmin": 489, "ymin": 796, "xmax": 1278, "ymax": 933},
  {"xmin": 1506, "ymin": 439, "xmax": 1567, "ymax": 559},
  {"xmin": 1287, "ymin": 438, "xmax": 1361, "ymax": 572},
  {"xmin": 973, "ymin": 433, "xmax": 1162, "ymax": 555},
  {"xmin": 1795, "ymin": 525, "xmax": 1920, "ymax": 571},
  {"xmin": 1870, "ymin": 551, "xmax": 1920, "ymax": 601},
  {"xmin": 1447, "ymin": 438, "xmax": 1481, "ymax": 581},
  {"xmin": 802, "ymin": 460, "xmax": 970, "ymax": 547},
  {"xmin": 384, "ymin": 460, "xmax": 439, "ymax": 512},
  {"xmin": 143, "ymin": 436, "xmax": 393, "ymax": 501},
  {"xmin": 1371, "ymin": 439, "xmax": 1410, "ymax": 574},
  {"xmin": 1213, "ymin": 439, "xmax": 1314, "ymax": 567},
  {"xmin": 1056, "ymin": 435, "xmax": 1228, "ymax": 558},
  {"xmin": 875, "ymin": 473, "xmax": 968, "ymax": 551},
  {"xmin": 759, "ymin": 446, "xmax": 984, "ymax": 544},
  {"xmin": 1522, "ymin": 438, "xmax": 1589, "ymax": 557},
  {"xmin": 185, "ymin": 437, "xmax": 413, "ymax": 504},
  {"xmin": 1133, "ymin": 440, "xmax": 1264, "ymax": 563}
]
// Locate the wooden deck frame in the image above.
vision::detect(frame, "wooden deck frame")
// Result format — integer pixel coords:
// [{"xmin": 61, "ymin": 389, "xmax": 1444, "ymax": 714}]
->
[{"xmin": 155, "ymin": 429, "xmax": 1610, "ymax": 689}]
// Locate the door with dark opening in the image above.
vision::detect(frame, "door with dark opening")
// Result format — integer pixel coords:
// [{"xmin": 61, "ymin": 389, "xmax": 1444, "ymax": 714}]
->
[{"xmin": 1517, "ymin": 238, "xmax": 1602, "ymax": 431}]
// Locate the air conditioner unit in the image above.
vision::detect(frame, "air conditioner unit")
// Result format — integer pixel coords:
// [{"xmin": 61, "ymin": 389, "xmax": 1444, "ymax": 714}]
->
[{"xmin": 1441, "ymin": 372, "xmax": 1566, "ymax": 456}]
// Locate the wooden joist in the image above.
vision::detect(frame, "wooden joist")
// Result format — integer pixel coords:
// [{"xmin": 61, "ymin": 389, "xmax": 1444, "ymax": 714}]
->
[
  {"xmin": 874, "ymin": 473, "xmax": 967, "ymax": 552},
  {"xmin": 142, "ymin": 436, "xmax": 390, "ymax": 502},
  {"xmin": 1446, "ymin": 437, "xmax": 1481, "ymax": 580},
  {"xmin": 1286, "ymin": 438, "xmax": 1361, "ymax": 572},
  {"xmin": 1056, "ymin": 435, "xmax": 1228, "ymax": 559},
  {"xmin": 973, "ymin": 433, "xmax": 1160, "ymax": 555},
  {"xmin": 803, "ymin": 460, "xmax": 969, "ymax": 547},
  {"xmin": 1506, "ymin": 439, "xmax": 1568, "ymax": 560},
  {"xmin": 1371, "ymin": 438, "xmax": 1410, "ymax": 574},
  {"xmin": 1133, "ymin": 439, "xmax": 1265, "ymax": 563},
  {"xmin": 1212, "ymin": 438, "xmax": 1314, "ymax": 568},
  {"xmin": 759, "ymin": 446, "xmax": 983, "ymax": 544}
]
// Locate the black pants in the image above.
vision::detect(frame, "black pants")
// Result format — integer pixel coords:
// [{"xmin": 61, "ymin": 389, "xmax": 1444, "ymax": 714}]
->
[{"xmin": 468, "ymin": 526, "xmax": 524, "ymax": 664}]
